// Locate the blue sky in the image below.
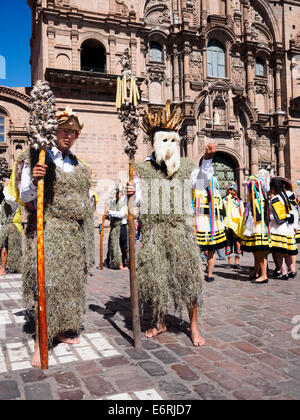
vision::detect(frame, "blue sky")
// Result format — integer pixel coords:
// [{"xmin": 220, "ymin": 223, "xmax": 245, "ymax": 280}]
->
[{"xmin": 0, "ymin": 0, "xmax": 31, "ymax": 87}]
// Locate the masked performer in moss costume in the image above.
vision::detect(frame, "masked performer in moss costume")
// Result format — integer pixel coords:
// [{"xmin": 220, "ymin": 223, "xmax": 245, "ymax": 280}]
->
[
  {"xmin": 127, "ymin": 101, "xmax": 216, "ymax": 346},
  {"xmin": 17, "ymin": 107, "xmax": 95, "ymax": 368},
  {"xmin": 105, "ymin": 183, "xmax": 128, "ymax": 270}
]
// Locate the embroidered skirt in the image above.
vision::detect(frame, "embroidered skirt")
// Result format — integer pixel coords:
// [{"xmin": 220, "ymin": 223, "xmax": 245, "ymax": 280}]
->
[{"xmin": 195, "ymin": 214, "xmax": 226, "ymax": 251}]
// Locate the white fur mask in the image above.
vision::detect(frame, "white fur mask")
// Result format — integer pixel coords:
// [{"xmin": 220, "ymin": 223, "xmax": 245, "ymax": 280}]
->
[{"xmin": 153, "ymin": 131, "xmax": 181, "ymax": 178}]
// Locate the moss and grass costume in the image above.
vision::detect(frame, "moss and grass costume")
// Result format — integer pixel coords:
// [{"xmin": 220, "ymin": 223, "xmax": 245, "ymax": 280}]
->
[
  {"xmin": 108, "ymin": 217, "xmax": 122, "ymax": 269},
  {"xmin": 18, "ymin": 149, "xmax": 95, "ymax": 345},
  {"xmin": 135, "ymin": 158, "xmax": 203, "ymax": 321},
  {"xmin": 7, "ymin": 220, "xmax": 23, "ymax": 273}
]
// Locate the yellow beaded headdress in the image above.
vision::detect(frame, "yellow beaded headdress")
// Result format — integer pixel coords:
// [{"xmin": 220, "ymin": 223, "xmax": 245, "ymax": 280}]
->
[
  {"xmin": 56, "ymin": 106, "xmax": 84, "ymax": 134},
  {"xmin": 141, "ymin": 100, "xmax": 185, "ymax": 137}
]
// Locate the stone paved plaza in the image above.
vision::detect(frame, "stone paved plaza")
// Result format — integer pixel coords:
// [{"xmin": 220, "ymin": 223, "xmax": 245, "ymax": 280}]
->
[{"xmin": 0, "ymin": 237, "xmax": 299, "ymax": 401}]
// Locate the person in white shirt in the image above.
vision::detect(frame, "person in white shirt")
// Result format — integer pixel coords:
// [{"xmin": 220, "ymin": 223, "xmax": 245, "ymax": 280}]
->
[
  {"xmin": 105, "ymin": 185, "xmax": 128, "ymax": 270},
  {"xmin": 16, "ymin": 108, "xmax": 95, "ymax": 368}
]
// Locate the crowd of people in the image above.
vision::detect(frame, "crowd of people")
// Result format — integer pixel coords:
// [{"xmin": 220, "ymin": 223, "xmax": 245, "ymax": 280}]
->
[
  {"xmin": 194, "ymin": 175, "xmax": 299, "ymax": 284},
  {"xmin": 0, "ymin": 101, "xmax": 298, "ymax": 369},
  {"xmin": 104, "ymin": 171, "xmax": 299, "ymax": 286}
]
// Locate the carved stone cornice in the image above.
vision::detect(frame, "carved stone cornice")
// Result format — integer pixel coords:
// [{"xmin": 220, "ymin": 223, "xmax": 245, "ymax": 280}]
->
[
  {"xmin": 290, "ymin": 32, "xmax": 300, "ymax": 52},
  {"xmin": 185, "ymin": 135, "xmax": 195, "ymax": 145},
  {"xmin": 0, "ymin": 86, "xmax": 31, "ymax": 110},
  {"xmin": 277, "ymin": 134, "xmax": 286, "ymax": 151},
  {"xmin": 147, "ymin": 64, "xmax": 166, "ymax": 84}
]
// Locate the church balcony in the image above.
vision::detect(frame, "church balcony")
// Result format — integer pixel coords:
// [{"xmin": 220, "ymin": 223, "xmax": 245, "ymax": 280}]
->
[
  {"xmin": 45, "ymin": 68, "xmax": 144, "ymax": 94},
  {"xmin": 45, "ymin": 68, "xmax": 119, "ymax": 92}
]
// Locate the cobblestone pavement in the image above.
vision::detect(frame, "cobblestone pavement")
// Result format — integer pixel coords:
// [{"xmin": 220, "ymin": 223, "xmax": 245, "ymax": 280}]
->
[{"xmin": 0, "ymin": 238, "xmax": 299, "ymax": 400}]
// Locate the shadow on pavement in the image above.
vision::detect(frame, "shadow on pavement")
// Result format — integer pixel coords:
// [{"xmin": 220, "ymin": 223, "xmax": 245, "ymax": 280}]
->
[{"xmin": 89, "ymin": 297, "xmax": 193, "ymax": 343}]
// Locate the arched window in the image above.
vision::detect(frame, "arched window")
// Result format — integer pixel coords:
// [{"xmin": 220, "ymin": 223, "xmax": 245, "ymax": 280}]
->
[
  {"xmin": 81, "ymin": 39, "xmax": 106, "ymax": 73},
  {"xmin": 0, "ymin": 113, "xmax": 5, "ymax": 143},
  {"xmin": 256, "ymin": 57, "xmax": 265, "ymax": 77},
  {"xmin": 149, "ymin": 41, "xmax": 163, "ymax": 63},
  {"xmin": 207, "ymin": 40, "xmax": 226, "ymax": 78}
]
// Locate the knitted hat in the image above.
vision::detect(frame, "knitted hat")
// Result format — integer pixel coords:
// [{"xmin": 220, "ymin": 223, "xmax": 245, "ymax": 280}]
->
[{"xmin": 227, "ymin": 182, "xmax": 238, "ymax": 192}]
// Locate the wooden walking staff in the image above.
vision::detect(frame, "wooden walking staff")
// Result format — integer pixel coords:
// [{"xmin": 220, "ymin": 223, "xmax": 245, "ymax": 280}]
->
[
  {"xmin": 100, "ymin": 213, "xmax": 106, "ymax": 270},
  {"xmin": 29, "ymin": 80, "xmax": 58, "ymax": 370},
  {"xmin": 116, "ymin": 49, "xmax": 141, "ymax": 348}
]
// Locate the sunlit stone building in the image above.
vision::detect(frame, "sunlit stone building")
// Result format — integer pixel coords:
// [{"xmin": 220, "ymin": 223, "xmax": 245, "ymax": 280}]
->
[{"xmin": 1, "ymin": 0, "xmax": 300, "ymax": 199}]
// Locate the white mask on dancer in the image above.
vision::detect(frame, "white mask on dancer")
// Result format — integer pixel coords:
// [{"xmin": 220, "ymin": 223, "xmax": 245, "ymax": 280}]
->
[{"xmin": 153, "ymin": 130, "xmax": 181, "ymax": 178}]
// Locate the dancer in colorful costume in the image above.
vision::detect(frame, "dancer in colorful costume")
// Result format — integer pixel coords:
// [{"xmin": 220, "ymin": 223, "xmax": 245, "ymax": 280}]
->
[
  {"xmin": 238, "ymin": 176, "xmax": 270, "ymax": 284},
  {"xmin": 0, "ymin": 161, "xmax": 24, "ymax": 275},
  {"xmin": 127, "ymin": 101, "xmax": 216, "ymax": 346},
  {"xmin": 223, "ymin": 182, "xmax": 244, "ymax": 269},
  {"xmin": 194, "ymin": 176, "xmax": 227, "ymax": 282},
  {"xmin": 269, "ymin": 177, "xmax": 298, "ymax": 279}
]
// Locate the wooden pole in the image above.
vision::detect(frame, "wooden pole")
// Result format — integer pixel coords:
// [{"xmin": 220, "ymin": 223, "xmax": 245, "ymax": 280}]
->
[
  {"xmin": 36, "ymin": 148, "xmax": 48, "ymax": 370},
  {"xmin": 128, "ymin": 160, "xmax": 141, "ymax": 349},
  {"xmin": 100, "ymin": 214, "xmax": 106, "ymax": 270}
]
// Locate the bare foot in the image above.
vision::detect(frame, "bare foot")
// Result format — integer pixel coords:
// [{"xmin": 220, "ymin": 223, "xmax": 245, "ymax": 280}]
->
[
  {"xmin": 0, "ymin": 269, "xmax": 6, "ymax": 276},
  {"xmin": 190, "ymin": 326, "xmax": 206, "ymax": 347},
  {"xmin": 120, "ymin": 266, "xmax": 129, "ymax": 271},
  {"xmin": 55, "ymin": 334, "xmax": 80, "ymax": 345},
  {"xmin": 145, "ymin": 323, "xmax": 167, "ymax": 338},
  {"xmin": 31, "ymin": 347, "xmax": 41, "ymax": 368}
]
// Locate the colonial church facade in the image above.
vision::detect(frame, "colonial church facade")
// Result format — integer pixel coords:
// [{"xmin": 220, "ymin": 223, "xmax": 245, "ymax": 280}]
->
[{"xmin": 1, "ymin": 0, "xmax": 300, "ymax": 199}]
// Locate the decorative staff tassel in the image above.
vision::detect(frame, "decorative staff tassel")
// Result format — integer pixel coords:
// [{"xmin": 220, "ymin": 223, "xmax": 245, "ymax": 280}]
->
[{"xmin": 29, "ymin": 80, "xmax": 58, "ymax": 370}]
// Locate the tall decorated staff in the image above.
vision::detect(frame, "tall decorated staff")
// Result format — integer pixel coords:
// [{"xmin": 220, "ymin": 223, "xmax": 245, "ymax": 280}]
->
[
  {"xmin": 0, "ymin": 157, "xmax": 9, "ymax": 185},
  {"xmin": 29, "ymin": 80, "xmax": 58, "ymax": 370},
  {"xmin": 116, "ymin": 49, "xmax": 141, "ymax": 348}
]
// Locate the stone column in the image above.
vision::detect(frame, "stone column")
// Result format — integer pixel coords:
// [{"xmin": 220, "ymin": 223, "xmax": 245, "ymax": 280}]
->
[
  {"xmin": 277, "ymin": 134, "xmax": 286, "ymax": 177},
  {"xmin": 130, "ymin": 34, "xmax": 137, "ymax": 75},
  {"xmin": 243, "ymin": 0, "xmax": 251, "ymax": 42},
  {"xmin": 246, "ymin": 51, "xmax": 255, "ymax": 105},
  {"xmin": 250, "ymin": 137, "xmax": 259, "ymax": 175},
  {"xmin": 108, "ymin": 33, "xmax": 116, "ymax": 75},
  {"xmin": 47, "ymin": 21, "xmax": 56, "ymax": 68},
  {"xmin": 183, "ymin": 42, "xmax": 191, "ymax": 100},
  {"xmin": 166, "ymin": 51, "xmax": 172, "ymax": 100},
  {"xmin": 71, "ymin": 27, "xmax": 80, "ymax": 71},
  {"xmin": 186, "ymin": 134, "xmax": 195, "ymax": 159},
  {"xmin": 173, "ymin": 47, "xmax": 180, "ymax": 102},
  {"xmin": 201, "ymin": 0, "xmax": 208, "ymax": 26},
  {"xmin": 275, "ymin": 59, "xmax": 282, "ymax": 112},
  {"xmin": 239, "ymin": 168, "xmax": 245, "ymax": 200},
  {"xmin": 225, "ymin": 0, "xmax": 231, "ymax": 17}
]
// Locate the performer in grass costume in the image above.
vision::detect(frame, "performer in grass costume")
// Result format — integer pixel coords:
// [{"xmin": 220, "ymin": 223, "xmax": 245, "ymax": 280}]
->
[
  {"xmin": 18, "ymin": 106, "xmax": 95, "ymax": 368},
  {"xmin": 127, "ymin": 101, "xmax": 216, "ymax": 346}
]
